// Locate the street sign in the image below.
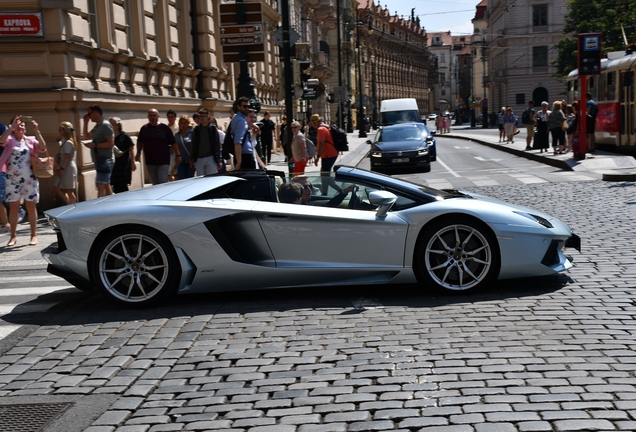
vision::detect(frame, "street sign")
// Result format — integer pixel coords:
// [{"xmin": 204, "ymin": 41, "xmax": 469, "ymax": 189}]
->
[
  {"xmin": 220, "ymin": 24, "xmax": 262, "ymax": 35},
  {"xmin": 0, "ymin": 12, "xmax": 43, "ymax": 36},
  {"xmin": 219, "ymin": 3, "xmax": 262, "ymax": 25},
  {"xmin": 219, "ymin": 3, "xmax": 264, "ymax": 62},
  {"xmin": 302, "ymin": 87, "xmax": 316, "ymax": 100},
  {"xmin": 578, "ymin": 33, "xmax": 602, "ymax": 76},
  {"xmin": 220, "ymin": 34, "xmax": 263, "ymax": 46},
  {"xmin": 333, "ymin": 86, "xmax": 347, "ymax": 103},
  {"xmin": 272, "ymin": 27, "xmax": 301, "ymax": 47}
]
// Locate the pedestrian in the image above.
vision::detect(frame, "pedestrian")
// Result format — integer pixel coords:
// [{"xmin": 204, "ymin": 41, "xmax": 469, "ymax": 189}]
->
[
  {"xmin": 290, "ymin": 121, "xmax": 308, "ymax": 176},
  {"xmin": 565, "ymin": 102, "xmax": 578, "ymax": 153},
  {"xmin": 498, "ymin": 107, "xmax": 506, "ymax": 142},
  {"xmin": 166, "ymin": 110, "xmax": 179, "ymax": 135},
  {"xmin": 503, "ymin": 107, "xmax": 516, "ymax": 143},
  {"xmin": 108, "ymin": 117, "xmax": 136, "ymax": 193},
  {"xmin": 279, "ymin": 115, "xmax": 288, "ymax": 159},
  {"xmin": 0, "ymin": 115, "xmax": 47, "ymax": 247},
  {"xmin": 191, "ymin": 109, "xmax": 222, "ymax": 175},
  {"xmin": 210, "ymin": 116, "xmax": 227, "ymax": 172},
  {"xmin": 245, "ymin": 110, "xmax": 267, "ymax": 171},
  {"xmin": 135, "ymin": 108, "xmax": 180, "ymax": 184},
  {"xmin": 259, "ymin": 111, "xmax": 275, "ymax": 164},
  {"xmin": 54, "ymin": 121, "xmax": 78, "ymax": 204},
  {"xmin": 586, "ymin": 92, "xmax": 598, "ymax": 153},
  {"xmin": 173, "ymin": 115, "xmax": 195, "ymax": 179},
  {"xmin": 310, "ymin": 114, "xmax": 345, "ymax": 195},
  {"xmin": 0, "ymin": 123, "xmax": 9, "ymax": 232},
  {"xmin": 548, "ymin": 101, "xmax": 566, "ymax": 154},
  {"xmin": 533, "ymin": 101, "xmax": 551, "ymax": 153},
  {"xmin": 522, "ymin": 100, "xmax": 536, "ymax": 150},
  {"xmin": 83, "ymin": 104, "xmax": 115, "ymax": 197},
  {"xmin": 231, "ymin": 97, "xmax": 262, "ymax": 171},
  {"xmin": 192, "ymin": 113, "xmax": 202, "ymax": 126}
]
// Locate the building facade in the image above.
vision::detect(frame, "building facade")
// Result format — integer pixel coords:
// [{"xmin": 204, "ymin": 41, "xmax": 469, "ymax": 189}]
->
[
  {"xmin": 487, "ymin": 0, "xmax": 568, "ymax": 115},
  {"xmin": 472, "ymin": 0, "xmax": 489, "ymax": 121}
]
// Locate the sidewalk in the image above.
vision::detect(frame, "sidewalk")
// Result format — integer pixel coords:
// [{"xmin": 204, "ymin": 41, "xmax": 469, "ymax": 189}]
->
[{"xmin": 443, "ymin": 124, "xmax": 636, "ymax": 180}]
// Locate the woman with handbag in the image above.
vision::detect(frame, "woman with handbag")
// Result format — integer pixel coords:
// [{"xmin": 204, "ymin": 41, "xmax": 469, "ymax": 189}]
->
[
  {"xmin": 0, "ymin": 115, "xmax": 47, "ymax": 247},
  {"xmin": 54, "ymin": 122, "xmax": 78, "ymax": 204},
  {"xmin": 108, "ymin": 117, "xmax": 136, "ymax": 193}
]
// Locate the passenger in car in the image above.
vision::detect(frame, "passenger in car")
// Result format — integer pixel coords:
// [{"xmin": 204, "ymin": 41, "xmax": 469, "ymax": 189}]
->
[
  {"xmin": 291, "ymin": 175, "xmax": 356, "ymax": 207},
  {"xmin": 277, "ymin": 182, "xmax": 303, "ymax": 204}
]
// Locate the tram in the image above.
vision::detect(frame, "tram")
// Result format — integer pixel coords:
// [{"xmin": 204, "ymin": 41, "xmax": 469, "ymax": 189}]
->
[{"xmin": 566, "ymin": 52, "xmax": 636, "ymax": 149}]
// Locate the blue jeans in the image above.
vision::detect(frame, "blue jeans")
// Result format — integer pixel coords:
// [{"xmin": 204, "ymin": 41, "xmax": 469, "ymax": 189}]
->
[{"xmin": 177, "ymin": 161, "xmax": 196, "ymax": 179}]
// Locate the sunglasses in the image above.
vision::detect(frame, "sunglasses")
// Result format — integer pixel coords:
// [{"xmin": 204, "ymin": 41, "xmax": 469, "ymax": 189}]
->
[{"xmin": 240, "ymin": 105, "xmax": 250, "ymax": 109}]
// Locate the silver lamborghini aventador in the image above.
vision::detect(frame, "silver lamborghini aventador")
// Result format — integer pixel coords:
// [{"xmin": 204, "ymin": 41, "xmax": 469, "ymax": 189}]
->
[{"xmin": 42, "ymin": 166, "xmax": 581, "ymax": 306}]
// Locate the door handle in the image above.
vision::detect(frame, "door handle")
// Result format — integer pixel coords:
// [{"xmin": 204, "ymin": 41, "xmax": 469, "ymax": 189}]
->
[{"xmin": 263, "ymin": 214, "xmax": 291, "ymax": 220}]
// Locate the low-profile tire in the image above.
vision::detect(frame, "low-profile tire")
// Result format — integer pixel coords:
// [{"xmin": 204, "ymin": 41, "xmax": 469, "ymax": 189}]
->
[
  {"xmin": 415, "ymin": 216, "xmax": 500, "ymax": 293},
  {"xmin": 90, "ymin": 227, "xmax": 181, "ymax": 306}
]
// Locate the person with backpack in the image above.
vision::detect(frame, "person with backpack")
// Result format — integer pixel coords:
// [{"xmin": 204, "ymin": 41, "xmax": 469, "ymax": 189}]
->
[
  {"xmin": 522, "ymin": 100, "xmax": 536, "ymax": 150},
  {"xmin": 310, "ymin": 114, "xmax": 346, "ymax": 195}
]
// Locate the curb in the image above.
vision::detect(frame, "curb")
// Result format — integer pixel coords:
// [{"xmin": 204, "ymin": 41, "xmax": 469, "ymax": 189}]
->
[{"xmin": 601, "ymin": 171, "xmax": 636, "ymax": 181}]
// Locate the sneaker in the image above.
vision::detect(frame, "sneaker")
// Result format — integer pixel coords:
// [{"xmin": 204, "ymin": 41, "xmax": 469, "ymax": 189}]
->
[{"xmin": 17, "ymin": 207, "xmax": 25, "ymax": 224}]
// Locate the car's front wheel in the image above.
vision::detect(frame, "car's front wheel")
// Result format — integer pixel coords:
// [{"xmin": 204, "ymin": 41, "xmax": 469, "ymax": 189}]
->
[
  {"xmin": 90, "ymin": 228, "xmax": 180, "ymax": 306},
  {"xmin": 415, "ymin": 216, "xmax": 500, "ymax": 292}
]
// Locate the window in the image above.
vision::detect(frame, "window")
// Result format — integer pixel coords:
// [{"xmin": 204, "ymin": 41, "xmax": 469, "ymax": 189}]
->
[
  {"xmin": 533, "ymin": 5, "xmax": 548, "ymax": 27},
  {"xmin": 441, "ymin": 89, "xmax": 446, "ymax": 96},
  {"xmin": 533, "ymin": 46, "xmax": 548, "ymax": 67},
  {"xmin": 440, "ymin": 53, "xmax": 446, "ymax": 63},
  {"xmin": 88, "ymin": 0, "xmax": 99, "ymax": 44},
  {"xmin": 439, "ymin": 72, "xmax": 445, "ymax": 84}
]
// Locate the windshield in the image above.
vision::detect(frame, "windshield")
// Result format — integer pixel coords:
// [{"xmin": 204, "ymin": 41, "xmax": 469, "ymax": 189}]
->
[
  {"xmin": 377, "ymin": 128, "xmax": 422, "ymax": 142},
  {"xmin": 380, "ymin": 110, "xmax": 419, "ymax": 126}
]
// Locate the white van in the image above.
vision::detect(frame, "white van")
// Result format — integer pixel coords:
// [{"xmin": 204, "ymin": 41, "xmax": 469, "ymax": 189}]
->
[{"xmin": 380, "ymin": 98, "xmax": 420, "ymax": 126}]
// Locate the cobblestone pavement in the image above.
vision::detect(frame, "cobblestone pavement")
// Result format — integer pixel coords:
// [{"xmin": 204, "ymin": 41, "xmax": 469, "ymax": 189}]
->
[{"xmin": 2, "ymin": 180, "xmax": 636, "ymax": 432}]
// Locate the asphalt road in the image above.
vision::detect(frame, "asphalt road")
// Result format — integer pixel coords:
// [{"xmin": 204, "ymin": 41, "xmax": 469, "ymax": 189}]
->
[{"xmin": 1, "ymin": 177, "xmax": 636, "ymax": 431}]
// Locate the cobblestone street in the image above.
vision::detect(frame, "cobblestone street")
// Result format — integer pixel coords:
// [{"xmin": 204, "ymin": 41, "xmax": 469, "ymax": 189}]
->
[{"xmin": 1, "ymin": 179, "xmax": 636, "ymax": 431}]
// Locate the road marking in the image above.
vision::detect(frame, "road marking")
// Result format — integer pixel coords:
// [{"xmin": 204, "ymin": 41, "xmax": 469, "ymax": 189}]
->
[
  {"xmin": 0, "ymin": 302, "xmax": 59, "ymax": 316},
  {"xmin": 0, "ymin": 286, "xmax": 75, "ymax": 297},
  {"xmin": 0, "ymin": 324, "xmax": 20, "ymax": 339},
  {"xmin": 515, "ymin": 176, "xmax": 548, "ymax": 184},
  {"xmin": 435, "ymin": 157, "xmax": 461, "ymax": 178},
  {"xmin": 453, "ymin": 146, "xmax": 471, "ymax": 149},
  {"xmin": 474, "ymin": 156, "xmax": 503, "ymax": 162},
  {"xmin": 0, "ymin": 275, "xmax": 62, "ymax": 283},
  {"xmin": 472, "ymin": 179, "xmax": 500, "ymax": 186}
]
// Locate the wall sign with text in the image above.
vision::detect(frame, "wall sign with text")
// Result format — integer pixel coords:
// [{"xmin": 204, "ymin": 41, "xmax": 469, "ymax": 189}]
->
[{"xmin": 0, "ymin": 13, "xmax": 43, "ymax": 36}]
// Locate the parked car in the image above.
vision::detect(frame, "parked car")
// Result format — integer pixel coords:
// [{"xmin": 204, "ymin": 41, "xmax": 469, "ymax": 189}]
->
[
  {"xmin": 42, "ymin": 166, "xmax": 580, "ymax": 306},
  {"xmin": 367, "ymin": 123, "xmax": 431, "ymax": 173},
  {"xmin": 428, "ymin": 113, "xmax": 438, "ymax": 121}
]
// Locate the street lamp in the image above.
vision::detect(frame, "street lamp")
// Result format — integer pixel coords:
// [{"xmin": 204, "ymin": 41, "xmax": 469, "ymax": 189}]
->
[{"xmin": 355, "ymin": 9, "xmax": 367, "ymax": 138}]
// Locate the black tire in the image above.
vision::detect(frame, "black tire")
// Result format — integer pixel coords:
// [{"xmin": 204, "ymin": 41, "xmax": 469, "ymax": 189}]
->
[
  {"xmin": 415, "ymin": 216, "xmax": 500, "ymax": 293},
  {"xmin": 90, "ymin": 227, "xmax": 181, "ymax": 306}
]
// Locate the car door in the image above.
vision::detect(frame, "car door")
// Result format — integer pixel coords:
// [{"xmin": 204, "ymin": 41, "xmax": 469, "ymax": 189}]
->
[{"xmin": 252, "ymin": 201, "xmax": 409, "ymax": 268}]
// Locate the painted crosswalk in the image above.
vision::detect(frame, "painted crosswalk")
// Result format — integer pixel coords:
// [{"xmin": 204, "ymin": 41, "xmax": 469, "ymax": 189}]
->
[{"xmin": 0, "ymin": 273, "xmax": 78, "ymax": 342}]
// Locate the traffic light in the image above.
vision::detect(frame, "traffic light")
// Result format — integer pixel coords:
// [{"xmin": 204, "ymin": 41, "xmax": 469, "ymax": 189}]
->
[
  {"xmin": 292, "ymin": 59, "xmax": 300, "ymax": 86},
  {"xmin": 299, "ymin": 61, "xmax": 311, "ymax": 82}
]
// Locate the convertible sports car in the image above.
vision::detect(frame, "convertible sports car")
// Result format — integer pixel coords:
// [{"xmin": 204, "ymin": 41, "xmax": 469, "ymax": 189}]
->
[{"xmin": 42, "ymin": 167, "xmax": 580, "ymax": 306}]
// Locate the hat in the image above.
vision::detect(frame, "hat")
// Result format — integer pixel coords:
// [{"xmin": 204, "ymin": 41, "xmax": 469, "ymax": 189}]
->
[{"xmin": 310, "ymin": 114, "xmax": 322, "ymax": 123}]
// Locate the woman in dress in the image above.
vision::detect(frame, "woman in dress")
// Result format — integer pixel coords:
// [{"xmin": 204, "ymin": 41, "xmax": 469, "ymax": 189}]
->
[
  {"xmin": 108, "ymin": 117, "xmax": 136, "ymax": 193},
  {"xmin": 548, "ymin": 101, "xmax": 567, "ymax": 154},
  {"xmin": 533, "ymin": 101, "xmax": 551, "ymax": 153},
  {"xmin": 0, "ymin": 115, "xmax": 47, "ymax": 246},
  {"xmin": 174, "ymin": 115, "xmax": 195, "ymax": 179},
  {"xmin": 503, "ymin": 107, "xmax": 517, "ymax": 143},
  {"xmin": 54, "ymin": 122, "xmax": 78, "ymax": 205},
  {"xmin": 289, "ymin": 120, "xmax": 308, "ymax": 176}
]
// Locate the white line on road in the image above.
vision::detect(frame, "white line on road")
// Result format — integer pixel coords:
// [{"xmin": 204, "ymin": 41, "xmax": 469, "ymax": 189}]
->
[
  {"xmin": 0, "ymin": 286, "xmax": 75, "ymax": 297},
  {"xmin": 0, "ymin": 324, "xmax": 20, "ymax": 339},
  {"xmin": 1, "ymin": 275, "xmax": 62, "ymax": 283},
  {"xmin": 435, "ymin": 157, "xmax": 461, "ymax": 178}
]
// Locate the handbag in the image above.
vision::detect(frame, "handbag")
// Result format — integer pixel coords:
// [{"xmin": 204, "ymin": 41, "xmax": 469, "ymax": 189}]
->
[
  {"xmin": 95, "ymin": 155, "xmax": 114, "ymax": 173},
  {"xmin": 30, "ymin": 148, "xmax": 54, "ymax": 178},
  {"xmin": 561, "ymin": 119, "xmax": 569, "ymax": 131},
  {"xmin": 113, "ymin": 146, "xmax": 124, "ymax": 158}
]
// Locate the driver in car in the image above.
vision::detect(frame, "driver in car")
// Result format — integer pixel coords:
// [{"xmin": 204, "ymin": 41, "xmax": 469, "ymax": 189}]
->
[{"xmin": 291, "ymin": 175, "xmax": 356, "ymax": 207}]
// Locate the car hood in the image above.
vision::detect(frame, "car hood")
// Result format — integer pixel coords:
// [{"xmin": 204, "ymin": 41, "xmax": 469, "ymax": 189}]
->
[
  {"xmin": 462, "ymin": 191, "xmax": 558, "ymax": 222},
  {"xmin": 373, "ymin": 140, "xmax": 426, "ymax": 151}
]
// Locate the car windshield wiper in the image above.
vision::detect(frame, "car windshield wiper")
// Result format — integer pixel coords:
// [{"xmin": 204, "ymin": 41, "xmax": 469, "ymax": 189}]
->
[{"xmin": 441, "ymin": 189, "xmax": 472, "ymax": 198}]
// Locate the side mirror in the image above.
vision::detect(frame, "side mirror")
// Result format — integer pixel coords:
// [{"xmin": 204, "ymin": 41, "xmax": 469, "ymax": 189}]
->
[
  {"xmin": 366, "ymin": 139, "xmax": 373, "ymax": 145},
  {"xmin": 430, "ymin": 131, "xmax": 436, "ymax": 136},
  {"xmin": 369, "ymin": 190, "xmax": 397, "ymax": 218}
]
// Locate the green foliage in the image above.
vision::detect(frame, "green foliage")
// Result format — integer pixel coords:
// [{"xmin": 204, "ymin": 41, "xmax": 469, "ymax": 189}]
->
[{"xmin": 553, "ymin": 0, "xmax": 636, "ymax": 81}]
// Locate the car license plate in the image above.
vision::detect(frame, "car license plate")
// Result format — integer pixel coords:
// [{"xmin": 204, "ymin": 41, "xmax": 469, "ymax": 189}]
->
[{"xmin": 392, "ymin": 158, "xmax": 409, "ymax": 163}]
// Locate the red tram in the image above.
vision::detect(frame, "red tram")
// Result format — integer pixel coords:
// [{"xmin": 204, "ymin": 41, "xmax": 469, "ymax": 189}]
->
[{"xmin": 567, "ymin": 52, "xmax": 636, "ymax": 148}]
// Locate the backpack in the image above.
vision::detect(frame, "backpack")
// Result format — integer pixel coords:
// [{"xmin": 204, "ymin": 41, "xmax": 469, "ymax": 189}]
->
[
  {"xmin": 329, "ymin": 124, "xmax": 349, "ymax": 152},
  {"xmin": 521, "ymin": 108, "xmax": 532, "ymax": 125},
  {"xmin": 305, "ymin": 138, "xmax": 317, "ymax": 157}
]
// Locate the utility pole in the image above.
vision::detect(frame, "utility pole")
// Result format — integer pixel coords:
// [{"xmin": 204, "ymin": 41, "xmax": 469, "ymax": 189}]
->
[
  {"xmin": 281, "ymin": 0, "xmax": 293, "ymax": 172},
  {"xmin": 235, "ymin": 0, "xmax": 260, "ymax": 111}
]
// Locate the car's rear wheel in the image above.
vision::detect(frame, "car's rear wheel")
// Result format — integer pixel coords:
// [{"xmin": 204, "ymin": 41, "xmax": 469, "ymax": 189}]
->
[
  {"xmin": 91, "ymin": 228, "xmax": 180, "ymax": 306},
  {"xmin": 415, "ymin": 216, "xmax": 500, "ymax": 293}
]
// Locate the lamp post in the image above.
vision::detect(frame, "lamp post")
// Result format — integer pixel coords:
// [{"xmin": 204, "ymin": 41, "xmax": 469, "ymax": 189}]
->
[{"xmin": 356, "ymin": 9, "xmax": 367, "ymax": 138}]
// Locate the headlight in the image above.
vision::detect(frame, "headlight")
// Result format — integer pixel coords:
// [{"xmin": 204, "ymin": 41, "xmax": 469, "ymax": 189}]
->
[
  {"xmin": 370, "ymin": 151, "xmax": 383, "ymax": 158},
  {"xmin": 514, "ymin": 211, "xmax": 554, "ymax": 228},
  {"xmin": 417, "ymin": 148, "xmax": 429, "ymax": 156},
  {"xmin": 46, "ymin": 215, "xmax": 60, "ymax": 230}
]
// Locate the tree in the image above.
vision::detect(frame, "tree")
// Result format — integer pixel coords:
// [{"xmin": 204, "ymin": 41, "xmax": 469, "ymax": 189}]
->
[{"xmin": 553, "ymin": 0, "xmax": 636, "ymax": 81}]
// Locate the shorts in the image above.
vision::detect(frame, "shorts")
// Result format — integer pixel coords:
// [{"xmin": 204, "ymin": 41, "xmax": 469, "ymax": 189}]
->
[
  {"xmin": 526, "ymin": 124, "xmax": 535, "ymax": 137},
  {"xmin": 95, "ymin": 169, "xmax": 113, "ymax": 185}
]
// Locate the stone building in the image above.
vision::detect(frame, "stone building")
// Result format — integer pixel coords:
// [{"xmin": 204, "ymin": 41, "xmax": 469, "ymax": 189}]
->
[
  {"xmin": 0, "ymin": 0, "xmax": 281, "ymax": 206},
  {"xmin": 487, "ymin": 0, "xmax": 568, "ymax": 114}
]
